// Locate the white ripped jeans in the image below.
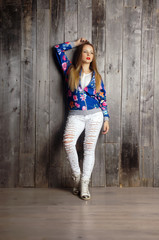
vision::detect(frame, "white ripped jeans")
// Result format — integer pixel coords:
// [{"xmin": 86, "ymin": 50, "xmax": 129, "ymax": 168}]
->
[{"xmin": 63, "ymin": 111, "xmax": 103, "ymax": 181}]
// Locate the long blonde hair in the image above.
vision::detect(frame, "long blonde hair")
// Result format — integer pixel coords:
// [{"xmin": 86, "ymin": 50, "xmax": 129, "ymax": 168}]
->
[{"xmin": 68, "ymin": 42, "xmax": 101, "ymax": 92}]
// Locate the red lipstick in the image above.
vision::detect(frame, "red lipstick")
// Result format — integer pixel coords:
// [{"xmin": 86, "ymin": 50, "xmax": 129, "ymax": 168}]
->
[{"xmin": 86, "ymin": 57, "xmax": 90, "ymax": 60}]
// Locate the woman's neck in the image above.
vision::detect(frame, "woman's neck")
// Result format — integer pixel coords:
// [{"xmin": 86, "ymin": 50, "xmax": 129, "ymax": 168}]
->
[{"xmin": 81, "ymin": 63, "xmax": 91, "ymax": 74}]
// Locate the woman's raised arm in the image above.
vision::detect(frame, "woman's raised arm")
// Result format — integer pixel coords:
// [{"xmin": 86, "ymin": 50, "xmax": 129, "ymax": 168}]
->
[
  {"xmin": 54, "ymin": 38, "xmax": 88, "ymax": 76},
  {"xmin": 54, "ymin": 41, "xmax": 74, "ymax": 75}
]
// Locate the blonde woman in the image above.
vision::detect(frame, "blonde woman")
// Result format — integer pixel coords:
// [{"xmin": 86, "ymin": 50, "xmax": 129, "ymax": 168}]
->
[{"xmin": 54, "ymin": 38, "xmax": 110, "ymax": 200}]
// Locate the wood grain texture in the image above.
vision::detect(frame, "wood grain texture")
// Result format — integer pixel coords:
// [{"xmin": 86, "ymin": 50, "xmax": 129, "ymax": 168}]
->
[
  {"xmin": 154, "ymin": 0, "xmax": 159, "ymax": 187},
  {"xmin": 63, "ymin": 0, "xmax": 78, "ymax": 187},
  {"xmin": 104, "ymin": 0, "xmax": 123, "ymax": 186},
  {"xmin": 105, "ymin": 0, "xmax": 123, "ymax": 144},
  {"xmin": 106, "ymin": 143, "xmax": 120, "ymax": 186},
  {"xmin": 1, "ymin": 188, "xmax": 159, "ymax": 240},
  {"xmin": 140, "ymin": 147, "xmax": 153, "ymax": 187},
  {"xmin": 124, "ymin": 0, "xmax": 142, "ymax": 7},
  {"xmin": 120, "ymin": 3, "xmax": 142, "ymax": 187},
  {"xmin": 91, "ymin": 0, "xmax": 106, "ymax": 187},
  {"xmin": 139, "ymin": 0, "xmax": 156, "ymax": 186},
  {"xmin": 37, "ymin": 0, "xmax": 50, "ymax": 9},
  {"xmin": 19, "ymin": 0, "xmax": 36, "ymax": 187},
  {"xmin": 65, "ymin": 0, "xmax": 77, "ymax": 41},
  {"xmin": 0, "ymin": 0, "xmax": 21, "ymax": 187},
  {"xmin": 78, "ymin": 0, "xmax": 92, "ymax": 42},
  {"xmin": 36, "ymin": 5, "xmax": 50, "ymax": 187},
  {"xmin": 92, "ymin": 140, "xmax": 106, "ymax": 187},
  {"xmin": 49, "ymin": 0, "xmax": 66, "ymax": 187},
  {"xmin": 92, "ymin": 0, "xmax": 105, "ymax": 76}
]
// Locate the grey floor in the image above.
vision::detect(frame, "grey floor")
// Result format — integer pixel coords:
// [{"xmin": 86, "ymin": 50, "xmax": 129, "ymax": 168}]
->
[{"xmin": 0, "ymin": 187, "xmax": 159, "ymax": 240}]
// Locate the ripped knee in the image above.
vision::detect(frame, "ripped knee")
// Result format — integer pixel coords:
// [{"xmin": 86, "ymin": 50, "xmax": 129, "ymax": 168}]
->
[
  {"xmin": 85, "ymin": 142, "xmax": 95, "ymax": 151},
  {"xmin": 84, "ymin": 134, "xmax": 97, "ymax": 151}
]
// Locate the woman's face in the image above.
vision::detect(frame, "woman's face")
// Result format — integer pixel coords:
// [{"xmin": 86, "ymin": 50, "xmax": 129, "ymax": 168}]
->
[{"xmin": 81, "ymin": 44, "xmax": 94, "ymax": 64}]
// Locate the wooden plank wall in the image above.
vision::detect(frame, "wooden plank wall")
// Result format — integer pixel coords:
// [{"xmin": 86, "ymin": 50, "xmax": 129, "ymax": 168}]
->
[
  {"xmin": 140, "ymin": 0, "xmax": 156, "ymax": 187},
  {"xmin": 19, "ymin": 0, "xmax": 36, "ymax": 187},
  {"xmin": 0, "ymin": 0, "xmax": 21, "ymax": 187},
  {"xmin": 36, "ymin": 0, "xmax": 50, "ymax": 187},
  {"xmin": 154, "ymin": 0, "xmax": 159, "ymax": 187},
  {"xmin": 0, "ymin": 0, "xmax": 159, "ymax": 187},
  {"xmin": 49, "ymin": 0, "xmax": 66, "ymax": 188},
  {"xmin": 105, "ymin": 0, "xmax": 123, "ymax": 186},
  {"xmin": 121, "ymin": 0, "xmax": 142, "ymax": 187},
  {"xmin": 92, "ymin": 0, "xmax": 106, "ymax": 187}
]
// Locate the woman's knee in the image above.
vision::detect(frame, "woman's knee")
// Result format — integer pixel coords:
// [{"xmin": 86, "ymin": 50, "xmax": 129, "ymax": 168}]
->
[{"xmin": 84, "ymin": 135, "xmax": 97, "ymax": 152}]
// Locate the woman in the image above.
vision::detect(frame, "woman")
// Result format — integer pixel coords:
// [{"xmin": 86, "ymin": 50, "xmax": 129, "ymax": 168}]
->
[{"xmin": 54, "ymin": 38, "xmax": 110, "ymax": 200}]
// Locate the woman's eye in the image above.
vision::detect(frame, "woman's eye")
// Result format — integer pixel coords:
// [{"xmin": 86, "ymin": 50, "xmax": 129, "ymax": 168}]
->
[{"xmin": 83, "ymin": 50, "xmax": 93, "ymax": 54}]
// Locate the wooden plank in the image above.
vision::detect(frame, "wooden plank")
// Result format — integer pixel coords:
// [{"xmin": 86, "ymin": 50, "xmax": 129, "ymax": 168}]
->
[
  {"xmin": 19, "ymin": 0, "xmax": 36, "ymax": 187},
  {"xmin": 139, "ymin": 0, "xmax": 156, "ymax": 186},
  {"xmin": 63, "ymin": 0, "xmax": 78, "ymax": 188},
  {"xmin": 106, "ymin": 143, "xmax": 120, "ymax": 186},
  {"xmin": 93, "ymin": 140, "xmax": 106, "ymax": 187},
  {"xmin": 91, "ymin": 0, "xmax": 106, "ymax": 187},
  {"xmin": 92, "ymin": 0, "xmax": 105, "ymax": 78},
  {"xmin": 65, "ymin": 0, "xmax": 77, "ymax": 41},
  {"xmin": 49, "ymin": 167, "xmax": 66, "ymax": 188},
  {"xmin": 154, "ymin": 0, "xmax": 159, "ymax": 187},
  {"xmin": 36, "ymin": 4, "xmax": 50, "ymax": 187},
  {"xmin": 49, "ymin": 0, "xmax": 66, "ymax": 187},
  {"xmin": 64, "ymin": 0, "xmax": 77, "ymax": 64},
  {"xmin": 124, "ymin": 0, "xmax": 142, "ymax": 7},
  {"xmin": 78, "ymin": 0, "xmax": 92, "ymax": 42},
  {"xmin": 104, "ymin": 0, "xmax": 123, "ymax": 186},
  {"xmin": 105, "ymin": 0, "xmax": 123, "ymax": 144},
  {"xmin": 37, "ymin": 0, "xmax": 50, "ymax": 9},
  {"xmin": 0, "ymin": 0, "xmax": 21, "ymax": 187},
  {"xmin": 140, "ymin": 147, "xmax": 153, "ymax": 187},
  {"xmin": 121, "ymin": 3, "xmax": 142, "ymax": 187}
]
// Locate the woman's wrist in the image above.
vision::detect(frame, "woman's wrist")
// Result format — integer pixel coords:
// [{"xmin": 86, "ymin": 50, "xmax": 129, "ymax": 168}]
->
[
  {"xmin": 104, "ymin": 117, "xmax": 109, "ymax": 122},
  {"xmin": 74, "ymin": 41, "xmax": 78, "ymax": 47},
  {"xmin": 70, "ymin": 41, "xmax": 75, "ymax": 48}
]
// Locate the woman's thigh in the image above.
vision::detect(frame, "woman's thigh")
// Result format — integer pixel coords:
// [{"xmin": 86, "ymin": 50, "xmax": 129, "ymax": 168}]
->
[
  {"xmin": 63, "ymin": 115, "xmax": 85, "ymax": 147},
  {"xmin": 84, "ymin": 112, "xmax": 103, "ymax": 150}
]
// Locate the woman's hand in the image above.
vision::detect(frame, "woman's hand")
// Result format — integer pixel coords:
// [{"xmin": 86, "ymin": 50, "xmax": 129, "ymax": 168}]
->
[
  {"xmin": 74, "ymin": 38, "xmax": 88, "ymax": 47},
  {"xmin": 102, "ymin": 121, "xmax": 109, "ymax": 135}
]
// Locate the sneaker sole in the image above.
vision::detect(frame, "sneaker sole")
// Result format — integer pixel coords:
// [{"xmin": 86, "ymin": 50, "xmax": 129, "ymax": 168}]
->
[{"xmin": 80, "ymin": 195, "xmax": 91, "ymax": 201}]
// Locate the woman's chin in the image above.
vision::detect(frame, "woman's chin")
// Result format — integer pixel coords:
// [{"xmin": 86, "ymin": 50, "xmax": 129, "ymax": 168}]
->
[{"xmin": 82, "ymin": 59, "xmax": 92, "ymax": 64}]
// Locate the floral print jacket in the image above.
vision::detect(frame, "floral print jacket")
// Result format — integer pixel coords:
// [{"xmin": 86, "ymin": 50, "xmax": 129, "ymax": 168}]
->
[{"xmin": 54, "ymin": 41, "xmax": 110, "ymax": 121}]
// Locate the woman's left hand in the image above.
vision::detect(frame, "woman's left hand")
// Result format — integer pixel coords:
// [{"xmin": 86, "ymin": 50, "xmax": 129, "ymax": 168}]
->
[
  {"xmin": 74, "ymin": 38, "xmax": 88, "ymax": 47},
  {"xmin": 102, "ymin": 121, "xmax": 109, "ymax": 135}
]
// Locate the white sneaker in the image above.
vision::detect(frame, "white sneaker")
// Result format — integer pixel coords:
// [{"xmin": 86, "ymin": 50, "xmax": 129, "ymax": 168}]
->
[
  {"xmin": 72, "ymin": 174, "xmax": 80, "ymax": 195},
  {"xmin": 80, "ymin": 179, "xmax": 91, "ymax": 200}
]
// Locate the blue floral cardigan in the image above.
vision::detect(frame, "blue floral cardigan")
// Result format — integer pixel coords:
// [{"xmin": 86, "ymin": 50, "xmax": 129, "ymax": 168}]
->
[{"xmin": 54, "ymin": 41, "xmax": 110, "ymax": 121}]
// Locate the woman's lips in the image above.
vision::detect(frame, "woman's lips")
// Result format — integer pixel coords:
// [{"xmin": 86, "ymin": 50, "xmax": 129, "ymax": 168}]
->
[{"xmin": 86, "ymin": 57, "xmax": 90, "ymax": 60}]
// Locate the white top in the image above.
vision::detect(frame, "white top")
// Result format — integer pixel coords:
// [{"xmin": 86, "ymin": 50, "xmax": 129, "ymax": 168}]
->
[{"xmin": 81, "ymin": 72, "xmax": 92, "ymax": 89}]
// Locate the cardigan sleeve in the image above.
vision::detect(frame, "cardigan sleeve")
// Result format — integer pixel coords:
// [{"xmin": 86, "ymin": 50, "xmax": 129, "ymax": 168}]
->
[
  {"xmin": 96, "ymin": 79, "xmax": 110, "ymax": 121},
  {"xmin": 54, "ymin": 41, "xmax": 74, "ymax": 76}
]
